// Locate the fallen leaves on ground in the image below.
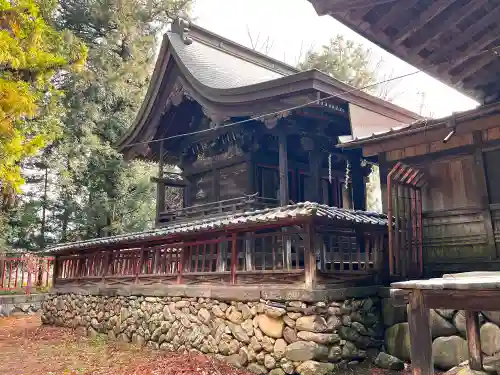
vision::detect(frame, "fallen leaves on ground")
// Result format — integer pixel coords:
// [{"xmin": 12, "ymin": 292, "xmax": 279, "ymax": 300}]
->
[
  {"xmin": 0, "ymin": 315, "xmax": 251, "ymax": 375},
  {"xmin": 0, "ymin": 315, "xmax": 441, "ymax": 375}
]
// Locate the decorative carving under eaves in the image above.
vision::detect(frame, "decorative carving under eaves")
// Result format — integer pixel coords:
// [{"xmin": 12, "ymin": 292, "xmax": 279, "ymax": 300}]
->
[
  {"xmin": 261, "ymin": 110, "xmax": 291, "ymax": 129},
  {"xmin": 166, "ymin": 83, "xmax": 184, "ymax": 110},
  {"xmin": 201, "ymin": 106, "xmax": 229, "ymax": 128}
]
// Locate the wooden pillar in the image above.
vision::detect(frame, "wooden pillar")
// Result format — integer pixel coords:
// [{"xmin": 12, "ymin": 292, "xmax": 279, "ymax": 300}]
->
[
  {"xmin": 156, "ymin": 141, "xmax": 165, "ymax": 223},
  {"xmin": 246, "ymin": 154, "xmax": 255, "ymax": 195},
  {"xmin": 212, "ymin": 161, "xmax": 220, "ymax": 202},
  {"xmin": 304, "ymin": 223, "xmax": 317, "ymax": 289},
  {"xmin": 351, "ymin": 155, "xmax": 367, "ymax": 211},
  {"xmin": 244, "ymin": 233, "xmax": 254, "ymax": 271},
  {"xmin": 278, "ymin": 132, "xmax": 289, "ymax": 206},
  {"xmin": 231, "ymin": 233, "xmax": 237, "ymax": 284},
  {"xmin": 52, "ymin": 256, "xmax": 60, "ymax": 288},
  {"xmin": 309, "ymin": 150, "xmax": 321, "ymax": 203},
  {"xmin": 408, "ymin": 290, "xmax": 433, "ymax": 375},
  {"xmin": 472, "ymin": 131, "xmax": 496, "ymax": 258},
  {"xmin": 342, "ymin": 184, "xmax": 353, "ymax": 209},
  {"xmin": 217, "ymin": 238, "xmax": 228, "ymax": 272},
  {"xmin": 379, "ymin": 153, "xmax": 389, "ymax": 214},
  {"xmin": 465, "ymin": 311, "xmax": 483, "ymax": 370}
]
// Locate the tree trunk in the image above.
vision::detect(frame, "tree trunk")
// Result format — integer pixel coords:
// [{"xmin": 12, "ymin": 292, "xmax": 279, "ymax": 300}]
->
[{"xmin": 38, "ymin": 166, "xmax": 49, "ymax": 286}]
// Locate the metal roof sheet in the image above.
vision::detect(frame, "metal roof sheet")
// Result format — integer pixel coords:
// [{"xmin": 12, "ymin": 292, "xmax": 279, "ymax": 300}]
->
[
  {"xmin": 46, "ymin": 202, "xmax": 388, "ymax": 254},
  {"xmin": 168, "ymin": 32, "xmax": 287, "ymax": 89}
]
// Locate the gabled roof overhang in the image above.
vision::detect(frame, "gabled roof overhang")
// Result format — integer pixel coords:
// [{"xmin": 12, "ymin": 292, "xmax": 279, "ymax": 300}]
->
[{"xmin": 117, "ymin": 20, "xmax": 420, "ymax": 158}]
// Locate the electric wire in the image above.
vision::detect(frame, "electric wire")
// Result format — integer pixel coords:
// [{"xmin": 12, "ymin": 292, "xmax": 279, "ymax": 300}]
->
[{"xmin": 122, "ymin": 70, "xmax": 422, "ymax": 149}]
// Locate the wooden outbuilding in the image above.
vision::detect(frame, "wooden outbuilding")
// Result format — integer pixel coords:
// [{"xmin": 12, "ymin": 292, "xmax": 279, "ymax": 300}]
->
[{"xmin": 46, "ymin": 19, "xmax": 420, "ymax": 292}]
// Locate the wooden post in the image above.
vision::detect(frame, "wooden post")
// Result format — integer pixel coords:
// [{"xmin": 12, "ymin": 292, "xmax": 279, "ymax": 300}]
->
[
  {"xmin": 177, "ymin": 246, "xmax": 184, "ymax": 284},
  {"xmin": 231, "ymin": 233, "xmax": 237, "ymax": 284},
  {"xmin": 136, "ymin": 249, "xmax": 144, "ymax": 284},
  {"xmin": 212, "ymin": 162, "xmax": 220, "ymax": 202},
  {"xmin": 472, "ymin": 131, "xmax": 496, "ymax": 258},
  {"xmin": 379, "ymin": 153, "xmax": 389, "ymax": 213},
  {"xmin": 101, "ymin": 251, "xmax": 110, "ymax": 281},
  {"xmin": 52, "ymin": 256, "xmax": 59, "ymax": 289},
  {"xmin": 351, "ymin": 154, "xmax": 367, "ymax": 211},
  {"xmin": 278, "ymin": 132, "xmax": 289, "ymax": 206},
  {"xmin": 465, "ymin": 310, "xmax": 483, "ymax": 370},
  {"xmin": 217, "ymin": 237, "xmax": 227, "ymax": 272},
  {"xmin": 304, "ymin": 223, "xmax": 317, "ymax": 289},
  {"xmin": 244, "ymin": 233, "xmax": 254, "ymax": 271},
  {"xmin": 408, "ymin": 290, "xmax": 434, "ymax": 375},
  {"xmin": 156, "ymin": 141, "xmax": 165, "ymax": 225},
  {"xmin": 246, "ymin": 155, "xmax": 255, "ymax": 195},
  {"xmin": 342, "ymin": 184, "xmax": 353, "ymax": 209},
  {"xmin": 279, "ymin": 132, "xmax": 293, "ymax": 270},
  {"xmin": 309, "ymin": 150, "xmax": 321, "ymax": 203}
]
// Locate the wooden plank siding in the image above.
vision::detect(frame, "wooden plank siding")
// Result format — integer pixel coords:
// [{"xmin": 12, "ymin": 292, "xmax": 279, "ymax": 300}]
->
[{"xmin": 378, "ymin": 120, "xmax": 500, "ymax": 277}]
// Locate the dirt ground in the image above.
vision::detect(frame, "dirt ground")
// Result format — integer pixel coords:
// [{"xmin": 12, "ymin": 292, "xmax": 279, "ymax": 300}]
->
[
  {"xmin": 0, "ymin": 314, "xmax": 251, "ymax": 375},
  {"xmin": 0, "ymin": 314, "xmax": 416, "ymax": 375}
]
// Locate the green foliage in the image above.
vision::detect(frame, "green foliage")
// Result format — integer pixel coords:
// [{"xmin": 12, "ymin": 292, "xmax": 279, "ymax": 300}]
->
[
  {"xmin": 299, "ymin": 35, "xmax": 377, "ymax": 90},
  {"xmin": 4, "ymin": 0, "xmax": 191, "ymax": 250},
  {"xmin": 0, "ymin": 0, "xmax": 86, "ymax": 206}
]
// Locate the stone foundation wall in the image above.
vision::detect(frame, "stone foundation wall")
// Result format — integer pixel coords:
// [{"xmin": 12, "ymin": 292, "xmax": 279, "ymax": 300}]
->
[
  {"xmin": 0, "ymin": 294, "xmax": 44, "ymax": 317},
  {"xmin": 382, "ymin": 297, "xmax": 500, "ymax": 370},
  {"xmin": 42, "ymin": 293, "xmax": 383, "ymax": 375}
]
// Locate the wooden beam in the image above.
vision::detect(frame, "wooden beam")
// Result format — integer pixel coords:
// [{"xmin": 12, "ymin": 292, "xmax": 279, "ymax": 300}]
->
[
  {"xmin": 450, "ymin": 53, "xmax": 498, "ymax": 85},
  {"xmin": 413, "ymin": 0, "xmax": 489, "ymax": 54},
  {"xmin": 430, "ymin": 5, "xmax": 500, "ymax": 66},
  {"xmin": 318, "ymin": 0, "xmax": 399, "ymax": 13},
  {"xmin": 407, "ymin": 290, "xmax": 434, "ymax": 375},
  {"xmin": 150, "ymin": 176, "xmax": 188, "ymax": 188},
  {"xmin": 465, "ymin": 311, "xmax": 483, "ymax": 371},
  {"xmin": 279, "ymin": 132, "xmax": 289, "ymax": 206},
  {"xmin": 362, "ymin": 114, "xmax": 500, "ymax": 157},
  {"xmin": 374, "ymin": 0, "xmax": 419, "ymax": 31},
  {"xmin": 423, "ymin": 289, "xmax": 500, "ymax": 311},
  {"xmin": 392, "ymin": 0, "xmax": 455, "ymax": 45},
  {"xmin": 442, "ymin": 27, "xmax": 500, "ymax": 74}
]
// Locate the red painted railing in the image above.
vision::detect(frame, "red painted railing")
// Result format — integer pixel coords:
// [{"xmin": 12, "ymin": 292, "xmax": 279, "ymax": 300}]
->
[{"xmin": 0, "ymin": 257, "xmax": 54, "ymax": 295}]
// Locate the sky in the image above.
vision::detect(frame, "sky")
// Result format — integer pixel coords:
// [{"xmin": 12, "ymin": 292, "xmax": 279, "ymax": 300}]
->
[{"xmin": 191, "ymin": 0, "xmax": 479, "ymax": 119}]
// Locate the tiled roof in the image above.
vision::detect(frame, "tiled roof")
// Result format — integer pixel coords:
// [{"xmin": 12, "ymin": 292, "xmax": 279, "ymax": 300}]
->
[
  {"xmin": 168, "ymin": 31, "xmax": 288, "ymax": 89},
  {"xmin": 46, "ymin": 202, "xmax": 388, "ymax": 254}
]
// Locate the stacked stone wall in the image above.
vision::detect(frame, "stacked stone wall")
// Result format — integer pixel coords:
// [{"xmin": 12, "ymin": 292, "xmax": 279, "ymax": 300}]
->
[
  {"xmin": 42, "ymin": 294, "xmax": 383, "ymax": 375},
  {"xmin": 0, "ymin": 294, "xmax": 44, "ymax": 316}
]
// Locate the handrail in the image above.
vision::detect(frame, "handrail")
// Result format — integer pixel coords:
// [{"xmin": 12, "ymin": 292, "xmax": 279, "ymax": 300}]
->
[{"xmin": 159, "ymin": 195, "xmax": 279, "ymax": 224}]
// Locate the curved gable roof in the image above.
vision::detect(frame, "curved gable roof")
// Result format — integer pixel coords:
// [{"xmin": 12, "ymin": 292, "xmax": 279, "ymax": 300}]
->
[{"xmin": 117, "ymin": 19, "xmax": 420, "ymax": 155}]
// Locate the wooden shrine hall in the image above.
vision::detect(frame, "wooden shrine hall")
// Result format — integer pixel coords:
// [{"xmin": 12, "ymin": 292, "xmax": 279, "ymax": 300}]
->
[{"xmin": 46, "ymin": 18, "xmax": 420, "ymax": 292}]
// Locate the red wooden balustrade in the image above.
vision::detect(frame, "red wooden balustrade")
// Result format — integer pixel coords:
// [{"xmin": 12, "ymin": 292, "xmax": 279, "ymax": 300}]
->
[
  {"xmin": 53, "ymin": 224, "xmax": 387, "ymax": 287},
  {"xmin": 0, "ymin": 257, "xmax": 54, "ymax": 294}
]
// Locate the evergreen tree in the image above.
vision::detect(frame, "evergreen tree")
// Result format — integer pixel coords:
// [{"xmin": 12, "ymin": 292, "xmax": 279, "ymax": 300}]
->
[
  {"xmin": 49, "ymin": 0, "xmax": 192, "ymax": 242},
  {"xmin": 5, "ymin": 0, "xmax": 191, "ymax": 250},
  {"xmin": 0, "ymin": 0, "xmax": 86, "ymax": 211}
]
